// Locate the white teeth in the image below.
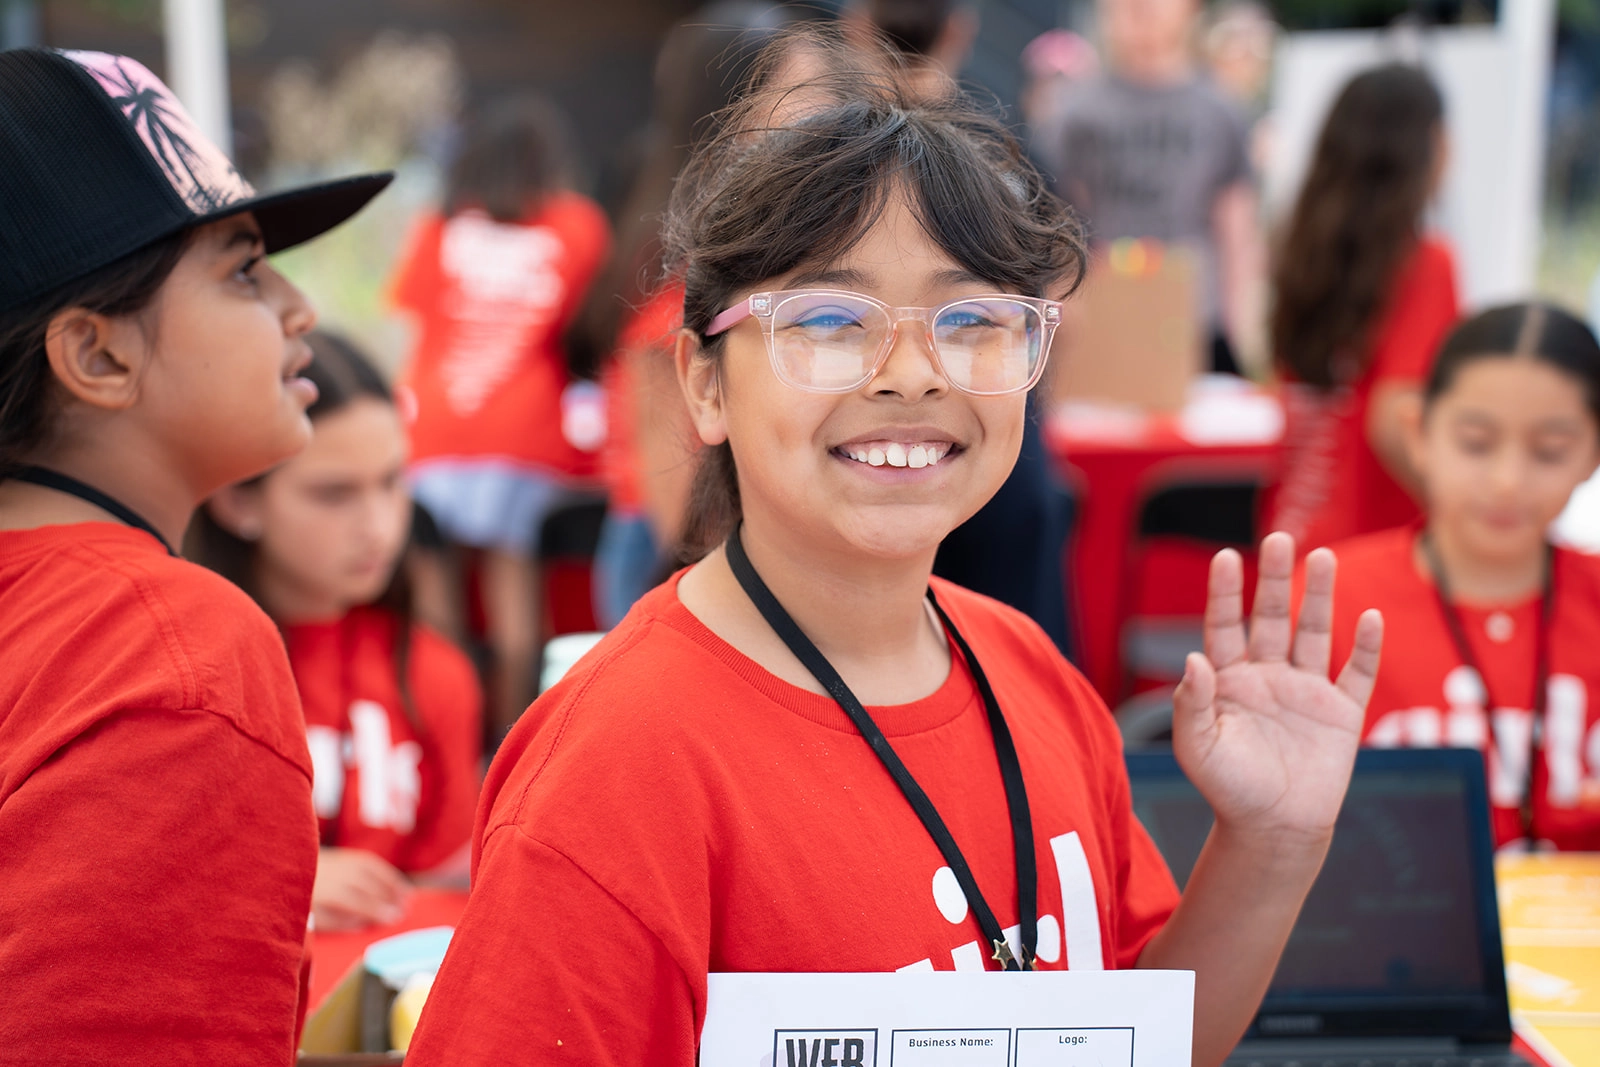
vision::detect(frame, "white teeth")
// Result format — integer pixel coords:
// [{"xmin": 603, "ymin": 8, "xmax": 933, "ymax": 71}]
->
[{"xmin": 842, "ymin": 443, "xmax": 952, "ymax": 467}]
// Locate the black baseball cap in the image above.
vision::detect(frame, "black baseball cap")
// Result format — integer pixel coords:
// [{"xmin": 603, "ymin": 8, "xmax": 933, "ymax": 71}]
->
[{"xmin": 0, "ymin": 47, "xmax": 393, "ymax": 313}]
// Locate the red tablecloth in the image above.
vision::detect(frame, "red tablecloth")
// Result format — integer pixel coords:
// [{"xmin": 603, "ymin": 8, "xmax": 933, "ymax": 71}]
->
[
  {"xmin": 307, "ymin": 889, "xmax": 470, "ymax": 1013},
  {"xmin": 1047, "ymin": 400, "xmax": 1283, "ymax": 704}
]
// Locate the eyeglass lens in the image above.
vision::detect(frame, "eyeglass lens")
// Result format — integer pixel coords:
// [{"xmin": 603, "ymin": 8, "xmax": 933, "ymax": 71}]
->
[{"xmin": 770, "ymin": 293, "xmax": 1044, "ymax": 394}]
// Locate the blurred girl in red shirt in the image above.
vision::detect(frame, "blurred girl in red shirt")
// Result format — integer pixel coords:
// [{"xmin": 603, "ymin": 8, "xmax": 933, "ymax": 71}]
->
[
  {"xmin": 1324, "ymin": 303, "xmax": 1600, "ymax": 851},
  {"xmin": 1265, "ymin": 64, "xmax": 1460, "ymax": 550},
  {"xmin": 193, "ymin": 332, "xmax": 483, "ymax": 930},
  {"xmin": 405, "ymin": 35, "xmax": 1384, "ymax": 1067},
  {"xmin": 570, "ymin": 6, "xmax": 794, "ymax": 626},
  {"xmin": 389, "ymin": 98, "xmax": 611, "ymax": 737}
]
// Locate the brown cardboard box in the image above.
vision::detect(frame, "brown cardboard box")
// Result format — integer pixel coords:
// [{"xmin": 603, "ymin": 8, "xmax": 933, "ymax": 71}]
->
[{"xmin": 1050, "ymin": 241, "xmax": 1204, "ymax": 412}]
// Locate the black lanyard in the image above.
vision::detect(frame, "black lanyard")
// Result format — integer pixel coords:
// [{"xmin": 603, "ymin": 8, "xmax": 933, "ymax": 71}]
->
[
  {"xmin": 1420, "ymin": 532, "xmax": 1554, "ymax": 842},
  {"xmin": 725, "ymin": 525, "xmax": 1038, "ymax": 970},
  {"xmin": 9, "ymin": 465, "xmax": 175, "ymax": 556}
]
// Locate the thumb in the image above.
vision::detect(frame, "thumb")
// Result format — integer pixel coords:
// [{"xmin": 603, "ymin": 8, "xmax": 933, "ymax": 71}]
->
[{"xmin": 1171, "ymin": 651, "xmax": 1218, "ymax": 748}]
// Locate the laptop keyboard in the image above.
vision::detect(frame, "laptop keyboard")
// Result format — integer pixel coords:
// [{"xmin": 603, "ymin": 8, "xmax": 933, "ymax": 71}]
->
[{"xmin": 1226, "ymin": 1056, "xmax": 1531, "ymax": 1066}]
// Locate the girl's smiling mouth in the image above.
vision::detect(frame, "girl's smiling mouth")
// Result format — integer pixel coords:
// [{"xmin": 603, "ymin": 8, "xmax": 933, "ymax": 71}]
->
[{"xmin": 834, "ymin": 441, "xmax": 957, "ymax": 468}]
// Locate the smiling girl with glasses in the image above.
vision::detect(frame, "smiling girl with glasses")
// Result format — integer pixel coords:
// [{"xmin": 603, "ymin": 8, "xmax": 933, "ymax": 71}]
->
[{"xmin": 405, "ymin": 33, "xmax": 1382, "ymax": 1067}]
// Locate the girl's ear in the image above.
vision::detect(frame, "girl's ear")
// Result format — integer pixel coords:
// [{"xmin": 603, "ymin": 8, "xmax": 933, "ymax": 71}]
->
[
  {"xmin": 675, "ymin": 328, "xmax": 729, "ymax": 447},
  {"xmin": 204, "ymin": 486, "xmax": 266, "ymax": 542},
  {"xmin": 42, "ymin": 308, "xmax": 148, "ymax": 411},
  {"xmin": 1401, "ymin": 396, "xmax": 1429, "ymax": 484}
]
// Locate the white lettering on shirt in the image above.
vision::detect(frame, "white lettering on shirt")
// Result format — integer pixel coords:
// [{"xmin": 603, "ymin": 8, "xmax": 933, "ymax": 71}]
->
[
  {"xmin": 903, "ymin": 830, "xmax": 1103, "ymax": 972},
  {"xmin": 1366, "ymin": 672, "xmax": 1597, "ymax": 810},
  {"xmin": 349, "ymin": 699, "xmax": 424, "ymax": 834}
]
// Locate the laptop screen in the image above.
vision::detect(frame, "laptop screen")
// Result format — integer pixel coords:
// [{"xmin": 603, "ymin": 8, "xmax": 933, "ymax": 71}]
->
[{"xmin": 1125, "ymin": 747, "xmax": 1513, "ymax": 1041}]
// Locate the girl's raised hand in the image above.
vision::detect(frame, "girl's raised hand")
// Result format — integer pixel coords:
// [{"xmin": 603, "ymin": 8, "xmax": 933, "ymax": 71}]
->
[{"xmin": 1172, "ymin": 532, "xmax": 1384, "ymax": 844}]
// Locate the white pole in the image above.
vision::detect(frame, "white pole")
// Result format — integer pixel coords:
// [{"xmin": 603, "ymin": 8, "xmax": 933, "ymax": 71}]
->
[
  {"xmin": 1501, "ymin": 0, "xmax": 1555, "ymax": 297},
  {"xmin": 162, "ymin": 0, "xmax": 231, "ymax": 155}
]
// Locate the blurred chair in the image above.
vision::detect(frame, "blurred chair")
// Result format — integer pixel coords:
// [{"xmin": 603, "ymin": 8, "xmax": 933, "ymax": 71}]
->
[{"xmin": 1115, "ymin": 473, "xmax": 1264, "ymax": 702}]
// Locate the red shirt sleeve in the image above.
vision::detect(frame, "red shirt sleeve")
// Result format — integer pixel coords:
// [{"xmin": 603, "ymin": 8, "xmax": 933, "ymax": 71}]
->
[
  {"xmin": 405, "ymin": 826, "xmax": 696, "ymax": 1066},
  {"xmin": 1367, "ymin": 237, "xmax": 1460, "ymax": 385},
  {"xmin": 0, "ymin": 707, "xmax": 316, "ymax": 1063},
  {"xmin": 1070, "ymin": 668, "xmax": 1180, "ymax": 967}
]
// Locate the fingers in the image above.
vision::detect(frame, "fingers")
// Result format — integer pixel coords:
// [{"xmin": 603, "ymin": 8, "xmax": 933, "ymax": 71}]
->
[
  {"xmin": 1334, "ymin": 608, "xmax": 1384, "ymax": 712},
  {"xmin": 1291, "ymin": 547, "xmax": 1336, "ymax": 677},
  {"xmin": 1246, "ymin": 531, "xmax": 1296, "ymax": 663},
  {"xmin": 1171, "ymin": 651, "xmax": 1218, "ymax": 741},
  {"xmin": 1203, "ymin": 548, "xmax": 1248, "ymax": 668}
]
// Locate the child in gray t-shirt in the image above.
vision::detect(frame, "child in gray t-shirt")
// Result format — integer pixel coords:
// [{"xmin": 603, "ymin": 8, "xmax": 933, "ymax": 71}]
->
[{"xmin": 1050, "ymin": 0, "xmax": 1263, "ymax": 373}]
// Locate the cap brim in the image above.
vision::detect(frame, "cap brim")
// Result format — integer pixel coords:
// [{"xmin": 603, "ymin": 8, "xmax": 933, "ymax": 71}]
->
[{"xmin": 210, "ymin": 172, "xmax": 394, "ymax": 255}]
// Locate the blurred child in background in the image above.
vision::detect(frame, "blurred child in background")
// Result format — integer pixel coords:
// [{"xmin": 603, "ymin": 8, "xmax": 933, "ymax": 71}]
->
[
  {"xmin": 0, "ymin": 48, "xmax": 388, "ymax": 1059},
  {"xmin": 570, "ymin": 1, "xmax": 790, "ymax": 627},
  {"xmin": 193, "ymin": 332, "xmax": 483, "ymax": 929},
  {"xmin": 1266, "ymin": 64, "xmax": 1458, "ymax": 551},
  {"xmin": 1323, "ymin": 304, "xmax": 1600, "ymax": 851},
  {"xmin": 1052, "ymin": 0, "xmax": 1264, "ymax": 374},
  {"xmin": 390, "ymin": 97, "xmax": 610, "ymax": 737}
]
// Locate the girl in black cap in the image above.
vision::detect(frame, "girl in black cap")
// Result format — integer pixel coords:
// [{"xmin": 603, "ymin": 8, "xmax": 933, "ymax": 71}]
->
[{"xmin": 0, "ymin": 48, "xmax": 388, "ymax": 1061}]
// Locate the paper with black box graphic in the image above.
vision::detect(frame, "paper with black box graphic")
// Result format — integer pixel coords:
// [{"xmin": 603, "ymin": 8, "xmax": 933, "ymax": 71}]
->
[{"xmin": 700, "ymin": 970, "xmax": 1193, "ymax": 1066}]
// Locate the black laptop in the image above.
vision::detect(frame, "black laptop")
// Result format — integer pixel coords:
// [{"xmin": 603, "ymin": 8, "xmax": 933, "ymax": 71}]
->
[{"xmin": 1125, "ymin": 746, "xmax": 1535, "ymax": 1066}]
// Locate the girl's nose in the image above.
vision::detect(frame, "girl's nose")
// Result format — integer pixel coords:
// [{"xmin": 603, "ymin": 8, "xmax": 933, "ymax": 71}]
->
[
  {"xmin": 266, "ymin": 264, "xmax": 317, "ymax": 338},
  {"xmin": 869, "ymin": 320, "xmax": 949, "ymax": 399}
]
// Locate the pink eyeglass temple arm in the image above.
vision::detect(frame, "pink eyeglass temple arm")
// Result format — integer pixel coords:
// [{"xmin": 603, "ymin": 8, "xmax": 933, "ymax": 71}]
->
[
  {"xmin": 705, "ymin": 304, "xmax": 751, "ymax": 336},
  {"xmin": 707, "ymin": 293, "xmax": 774, "ymax": 336}
]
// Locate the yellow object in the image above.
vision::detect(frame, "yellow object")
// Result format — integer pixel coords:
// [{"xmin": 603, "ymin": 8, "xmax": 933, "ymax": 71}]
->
[
  {"xmin": 1496, "ymin": 853, "xmax": 1600, "ymax": 1063},
  {"xmin": 389, "ymin": 971, "xmax": 435, "ymax": 1052}
]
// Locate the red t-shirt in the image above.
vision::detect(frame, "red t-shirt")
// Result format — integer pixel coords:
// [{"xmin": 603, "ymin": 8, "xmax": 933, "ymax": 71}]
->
[
  {"xmin": 405, "ymin": 574, "xmax": 1179, "ymax": 1065},
  {"xmin": 602, "ymin": 280, "xmax": 685, "ymax": 516},
  {"xmin": 0, "ymin": 523, "xmax": 316, "ymax": 1063},
  {"xmin": 391, "ymin": 193, "xmax": 612, "ymax": 480},
  {"xmin": 1323, "ymin": 526, "xmax": 1600, "ymax": 850},
  {"xmin": 283, "ymin": 606, "xmax": 482, "ymax": 874},
  {"xmin": 1266, "ymin": 237, "xmax": 1460, "ymax": 550}
]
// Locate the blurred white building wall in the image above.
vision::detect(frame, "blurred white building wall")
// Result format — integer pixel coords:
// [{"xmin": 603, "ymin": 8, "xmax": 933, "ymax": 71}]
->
[
  {"xmin": 163, "ymin": 0, "xmax": 231, "ymax": 155},
  {"xmin": 1265, "ymin": 0, "xmax": 1556, "ymax": 310}
]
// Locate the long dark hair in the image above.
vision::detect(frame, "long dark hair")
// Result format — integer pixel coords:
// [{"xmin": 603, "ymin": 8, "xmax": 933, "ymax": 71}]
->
[
  {"xmin": 186, "ymin": 330, "xmax": 422, "ymax": 723},
  {"xmin": 1425, "ymin": 302, "xmax": 1600, "ymax": 425},
  {"xmin": 665, "ymin": 30, "xmax": 1086, "ymax": 558},
  {"xmin": 566, "ymin": 1, "xmax": 792, "ymax": 378},
  {"xmin": 443, "ymin": 95, "xmax": 572, "ymax": 223},
  {"xmin": 1273, "ymin": 63, "xmax": 1444, "ymax": 388},
  {"xmin": 0, "ymin": 229, "xmax": 193, "ymax": 475}
]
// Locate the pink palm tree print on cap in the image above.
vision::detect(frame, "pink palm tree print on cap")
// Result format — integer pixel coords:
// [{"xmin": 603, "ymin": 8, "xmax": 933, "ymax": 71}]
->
[{"xmin": 66, "ymin": 50, "xmax": 255, "ymax": 213}]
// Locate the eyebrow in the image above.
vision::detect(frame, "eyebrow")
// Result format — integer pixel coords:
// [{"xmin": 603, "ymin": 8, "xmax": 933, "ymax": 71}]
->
[
  {"xmin": 783, "ymin": 266, "xmax": 992, "ymax": 293},
  {"xmin": 218, "ymin": 223, "xmax": 265, "ymax": 255}
]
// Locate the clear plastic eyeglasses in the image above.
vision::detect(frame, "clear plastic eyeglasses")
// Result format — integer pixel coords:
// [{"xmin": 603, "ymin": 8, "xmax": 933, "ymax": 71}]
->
[{"xmin": 705, "ymin": 288, "xmax": 1062, "ymax": 397}]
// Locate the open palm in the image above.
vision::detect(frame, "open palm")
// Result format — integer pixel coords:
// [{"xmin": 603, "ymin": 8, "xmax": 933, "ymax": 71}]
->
[{"xmin": 1172, "ymin": 532, "xmax": 1385, "ymax": 841}]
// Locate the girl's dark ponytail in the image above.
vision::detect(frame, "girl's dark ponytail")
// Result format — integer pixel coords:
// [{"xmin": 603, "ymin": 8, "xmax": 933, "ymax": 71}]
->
[{"xmin": 679, "ymin": 439, "xmax": 741, "ymax": 562}]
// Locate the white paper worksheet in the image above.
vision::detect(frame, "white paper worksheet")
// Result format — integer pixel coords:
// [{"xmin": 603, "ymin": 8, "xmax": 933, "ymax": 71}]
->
[{"xmin": 700, "ymin": 969, "xmax": 1194, "ymax": 1067}]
